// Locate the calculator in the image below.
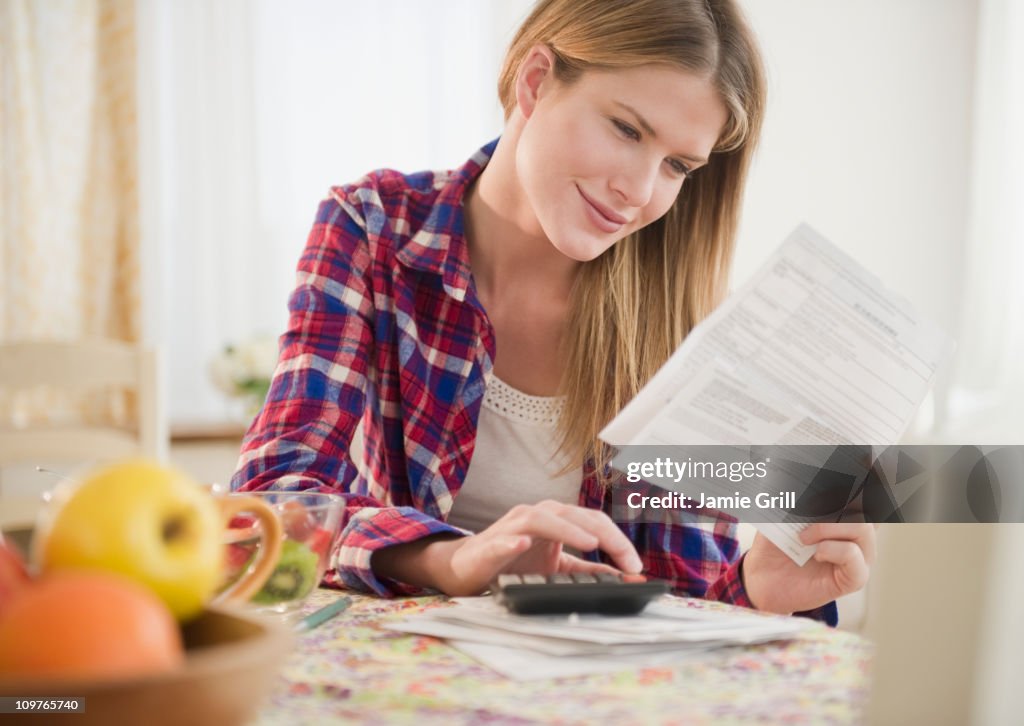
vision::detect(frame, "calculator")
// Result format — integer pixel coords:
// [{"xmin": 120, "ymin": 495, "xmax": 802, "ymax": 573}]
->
[{"xmin": 491, "ymin": 573, "xmax": 669, "ymax": 615}]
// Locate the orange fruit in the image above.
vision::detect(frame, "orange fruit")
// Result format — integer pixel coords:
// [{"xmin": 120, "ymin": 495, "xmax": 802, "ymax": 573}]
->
[{"xmin": 0, "ymin": 571, "xmax": 184, "ymax": 679}]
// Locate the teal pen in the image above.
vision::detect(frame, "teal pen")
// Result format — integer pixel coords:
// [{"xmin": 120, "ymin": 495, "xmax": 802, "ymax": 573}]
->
[{"xmin": 294, "ymin": 596, "xmax": 352, "ymax": 633}]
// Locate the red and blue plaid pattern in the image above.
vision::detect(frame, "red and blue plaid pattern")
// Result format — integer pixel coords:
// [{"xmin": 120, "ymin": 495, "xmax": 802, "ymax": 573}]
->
[{"xmin": 231, "ymin": 141, "xmax": 837, "ymax": 626}]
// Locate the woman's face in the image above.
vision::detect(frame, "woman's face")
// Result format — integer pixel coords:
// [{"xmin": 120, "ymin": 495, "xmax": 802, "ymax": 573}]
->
[{"xmin": 515, "ymin": 58, "xmax": 729, "ymax": 262}]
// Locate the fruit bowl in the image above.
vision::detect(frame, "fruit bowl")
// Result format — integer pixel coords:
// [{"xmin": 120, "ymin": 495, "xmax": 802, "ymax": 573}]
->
[
  {"xmin": 224, "ymin": 491, "xmax": 343, "ymax": 614},
  {"xmin": 0, "ymin": 605, "xmax": 293, "ymax": 726}
]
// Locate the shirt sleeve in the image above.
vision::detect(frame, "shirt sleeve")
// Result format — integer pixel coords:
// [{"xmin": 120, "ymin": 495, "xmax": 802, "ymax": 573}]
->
[{"xmin": 230, "ymin": 195, "xmax": 464, "ymax": 597}]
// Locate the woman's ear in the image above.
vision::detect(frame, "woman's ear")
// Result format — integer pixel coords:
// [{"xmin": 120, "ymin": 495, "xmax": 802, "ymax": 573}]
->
[{"xmin": 514, "ymin": 44, "xmax": 556, "ymax": 120}]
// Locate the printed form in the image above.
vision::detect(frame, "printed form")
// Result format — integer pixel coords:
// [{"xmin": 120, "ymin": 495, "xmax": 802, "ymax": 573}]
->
[{"xmin": 601, "ymin": 224, "xmax": 953, "ymax": 563}]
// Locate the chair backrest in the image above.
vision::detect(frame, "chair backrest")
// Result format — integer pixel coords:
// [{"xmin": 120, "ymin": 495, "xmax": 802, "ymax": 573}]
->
[{"xmin": 0, "ymin": 339, "xmax": 166, "ymax": 465}]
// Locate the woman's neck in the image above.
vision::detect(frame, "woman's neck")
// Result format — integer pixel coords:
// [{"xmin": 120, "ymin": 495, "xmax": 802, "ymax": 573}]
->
[{"xmin": 463, "ymin": 133, "xmax": 579, "ymax": 306}]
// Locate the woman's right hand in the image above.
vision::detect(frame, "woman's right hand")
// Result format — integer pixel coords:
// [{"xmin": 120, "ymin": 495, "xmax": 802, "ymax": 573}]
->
[{"xmin": 372, "ymin": 500, "xmax": 644, "ymax": 597}]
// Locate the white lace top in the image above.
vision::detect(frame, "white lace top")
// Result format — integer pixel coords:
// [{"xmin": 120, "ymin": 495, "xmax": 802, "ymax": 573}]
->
[{"xmin": 446, "ymin": 374, "xmax": 582, "ymax": 533}]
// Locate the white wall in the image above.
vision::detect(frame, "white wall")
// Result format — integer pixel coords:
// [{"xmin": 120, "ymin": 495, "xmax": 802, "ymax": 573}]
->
[
  {"xmin": 736, "ymin": 0, "xmax": 977, "ymax": 344},
  {"xmin": 971, "ymin": 524, "xmax": 1024, "ymax": 724}
]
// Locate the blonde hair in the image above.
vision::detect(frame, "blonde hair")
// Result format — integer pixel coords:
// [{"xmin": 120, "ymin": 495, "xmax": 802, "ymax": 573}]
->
[{"xmin": 497, "ymin": 0, "xmax": 766, "ymax": 483}]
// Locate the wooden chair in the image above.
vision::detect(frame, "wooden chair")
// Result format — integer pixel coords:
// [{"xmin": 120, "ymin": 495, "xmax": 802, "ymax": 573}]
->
[{"xmin": 0, "ymin": 339, "xmax": 166, "ymax": 528}]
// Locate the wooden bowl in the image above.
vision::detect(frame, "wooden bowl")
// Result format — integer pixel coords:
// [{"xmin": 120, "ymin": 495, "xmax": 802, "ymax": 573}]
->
[{"xmin": 0, "ymin": 606, "xmax": 294, "ymax": 725}]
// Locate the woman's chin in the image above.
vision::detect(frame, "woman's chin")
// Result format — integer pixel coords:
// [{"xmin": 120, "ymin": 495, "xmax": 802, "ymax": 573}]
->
[{"xmin": 549, "ymin": 233, "xmax": 616, "ymax": 263}]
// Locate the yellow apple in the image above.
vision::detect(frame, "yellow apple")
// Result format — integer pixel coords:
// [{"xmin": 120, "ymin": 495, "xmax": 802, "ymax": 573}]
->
[{"xmin": 33, "ymin": 458, "xmax": 223, "ymax": 622}]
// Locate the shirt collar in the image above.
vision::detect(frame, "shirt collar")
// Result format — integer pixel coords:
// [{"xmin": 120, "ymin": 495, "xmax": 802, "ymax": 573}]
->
[{"xmin": 395, "ymin": 139, "xmax": 498, "ymax": 302}]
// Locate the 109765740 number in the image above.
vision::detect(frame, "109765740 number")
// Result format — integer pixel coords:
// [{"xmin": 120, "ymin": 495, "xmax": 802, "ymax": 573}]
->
[{"xmin": 0, "ymin": 698, "xmax": 84, "ymax": 713}]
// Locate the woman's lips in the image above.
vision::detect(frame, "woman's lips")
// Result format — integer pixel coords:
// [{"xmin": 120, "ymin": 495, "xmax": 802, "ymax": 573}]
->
[{"xmin": 577, "ymin": 185, "xmax": 627, "ymax": 233}]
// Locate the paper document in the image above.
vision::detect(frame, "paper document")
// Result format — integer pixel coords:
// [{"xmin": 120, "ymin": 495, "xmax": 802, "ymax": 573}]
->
[
  {"xmin": 447, "ymin": 640, "xmax": 722, "ymax": 681},
  {"xmin": 383, "ymin": 596, "xmax": 813, "ymax": 680},
  {"xmin": 600, "ymin": 224, "xmax": 954, "ymax": 563}
]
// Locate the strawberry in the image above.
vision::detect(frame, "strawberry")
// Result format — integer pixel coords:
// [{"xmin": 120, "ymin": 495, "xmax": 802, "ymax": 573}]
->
[
  {"xmin": 223, "ymin": 543, "xmax": 256, "ymax": 581},
  {"xmin": 279, "ymin": 501, "xmax": 316, "ymax": 541},
  {"xmin": 307, "ymin": 528, "xmax": 334, "ymax": 558},
  {"xmin": 228, "ymin": 514, "xmax": 256, "ymax": 529}
]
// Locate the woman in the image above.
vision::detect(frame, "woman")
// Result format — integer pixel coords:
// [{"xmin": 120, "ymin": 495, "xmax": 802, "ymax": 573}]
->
[{"xmin": 232, "ymin": 0, "xmax": 874, "ymax": 624}]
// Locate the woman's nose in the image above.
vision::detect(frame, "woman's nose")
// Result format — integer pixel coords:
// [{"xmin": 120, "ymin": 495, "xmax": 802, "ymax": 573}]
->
[{"xmin": 609, "ymin": 157, "xmax": 659, "ymax": 208}]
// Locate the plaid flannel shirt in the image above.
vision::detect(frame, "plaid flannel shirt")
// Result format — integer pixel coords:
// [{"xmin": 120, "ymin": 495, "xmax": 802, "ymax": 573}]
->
[{"xmin": 231, "ymin": 140, "xmax": 838, "ymax": 626}]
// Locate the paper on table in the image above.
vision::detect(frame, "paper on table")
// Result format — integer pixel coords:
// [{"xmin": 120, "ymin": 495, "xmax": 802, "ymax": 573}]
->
[
  {"xmin": 382, "ymin": 617, "xmax": 728, "ymax": 656},
  {"xmin": 601, "ymin": 224, "xmax": 954, "ymax": 563},
  {"xmin": 436, "ymin": 597, "xmax": 810, "ymax": 643},
  {"xmin": 447, "ymin": 639, "xmax": 724, "ymax": 681},
  {"xmin": 386, "ymin": 597, "xmax": 811, "ymax": 645},
  {"xmin": 383, "ymin": 597, "xmax": 811, "ymax": 680},
  {"xmin": 393, "ymin": 607, "xmax": 807, "ymax": 647}
]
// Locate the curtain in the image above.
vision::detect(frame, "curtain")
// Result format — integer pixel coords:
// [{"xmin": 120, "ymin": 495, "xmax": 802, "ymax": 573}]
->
[
  {"xmin": 947, "ymin": 0, "xmax": 1024, "ymax": 432},
  {"xmin": 0, "ymin": 0, "xmax": 139, "ymax": 426}
]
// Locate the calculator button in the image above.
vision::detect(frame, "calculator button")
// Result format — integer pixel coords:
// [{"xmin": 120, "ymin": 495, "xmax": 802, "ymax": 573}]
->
[
  {"xmin": 522, "ymin": 574, "xmax": 547, "ymax": 584},
  {"xmin": 548, "ymin": 574, "xmax": 573, "ymax": 583},
  {"xmin": 570, "ymin": 573, "xmax": 597, "ymax": 583},
  {"xmin": 497, "ymin": 574, "xmax": 523, "ymax": 586},
  {"xmin": 594, "ymin": 573, "xmax": 623, "ymax": 583}
]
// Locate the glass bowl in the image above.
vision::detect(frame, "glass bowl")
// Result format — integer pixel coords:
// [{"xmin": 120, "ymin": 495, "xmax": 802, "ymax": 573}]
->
[{"xmin": 222, "ymin": 491, "xmax": 343, "ymax": 614}]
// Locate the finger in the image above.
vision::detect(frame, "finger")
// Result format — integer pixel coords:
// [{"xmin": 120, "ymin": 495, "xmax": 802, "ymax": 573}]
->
[
  {"xmin": 496, "ymin": 506, "xmax": 602, "ymax": 552},
  {"xmin": 555, "ymin": 553, "xmax": 622, "ymax": 576},
  {"xmin": 813, "ymin": 540, "xmax": 870, "ymax": 592},
  {"xmin": 800, "ymin": 523, "xmax": 876, "ymax": 564},
  {"xmin": 556, "ymin": 555, "xmax": 650, "ymax": 583},
  {"xmin": 537, "ymin": 502, "xmax": 643, "ymax": 574},
  {"xmin": 800, "ymin": 522, "xmax": 868, "ymax": 543},
  {"xmin": 861, "ymin": 524, "xmax": 877, "ymax": 565}
]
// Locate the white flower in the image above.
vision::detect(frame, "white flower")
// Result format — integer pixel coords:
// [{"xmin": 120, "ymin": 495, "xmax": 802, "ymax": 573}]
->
[
  {"xmin": 239, "ymin": 335, "xmax": 280, "ymax": 380},
  {"xmin": 208, "ymin": 353, "xmax": 238, "ymax": 396},
  {"xmin": 208, "ymin": 335, "xmax": 279, "ymax": 399}
]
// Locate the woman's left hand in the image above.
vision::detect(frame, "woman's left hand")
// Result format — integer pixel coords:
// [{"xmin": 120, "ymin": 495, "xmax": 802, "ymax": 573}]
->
[{"xmin": 741, "ymin": 523, "xmax": 876, "ymax": 614}]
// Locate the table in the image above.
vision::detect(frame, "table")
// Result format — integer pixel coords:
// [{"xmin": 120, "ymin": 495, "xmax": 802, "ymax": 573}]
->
[{"xmin": 255, "ymin": 589, "xmax": 872, "ymax": 725}]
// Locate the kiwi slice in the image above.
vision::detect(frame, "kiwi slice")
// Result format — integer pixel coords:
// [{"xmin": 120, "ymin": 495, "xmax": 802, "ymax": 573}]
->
[{"xmin": 251, "ymin": 539, "xmax": 319, "ymax": 605}]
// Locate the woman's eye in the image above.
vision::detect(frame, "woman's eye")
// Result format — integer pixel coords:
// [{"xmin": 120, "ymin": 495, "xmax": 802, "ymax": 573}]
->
[
  {"xmin": 667, "ymin": 159, "xmax": 692, "ymax": 178},
  {"xmin": 612, "ymin": 119, "xmax": 640, "ymax": 141}
]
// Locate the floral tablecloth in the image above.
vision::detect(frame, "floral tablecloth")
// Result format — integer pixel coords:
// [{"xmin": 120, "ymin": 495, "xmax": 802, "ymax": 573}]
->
[{"xmin": 254, "ymin": 588, "xmax": 872, "ymax": 725}]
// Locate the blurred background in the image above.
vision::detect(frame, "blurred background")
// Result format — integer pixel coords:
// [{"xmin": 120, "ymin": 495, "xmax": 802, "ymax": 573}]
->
[
  {"xmin": 1, "ymin": 1, "xmax": 1022, "ymax": 723},
  {"xmin": 3, "ymin": 0, "xmax": 1021, "ymax": 436}
]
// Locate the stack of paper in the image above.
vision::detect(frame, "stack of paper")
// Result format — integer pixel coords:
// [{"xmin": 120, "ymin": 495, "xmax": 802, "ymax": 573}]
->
[{"xmin": 383, "ymin": 596, "xmax": 813, "ymax": 680}]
